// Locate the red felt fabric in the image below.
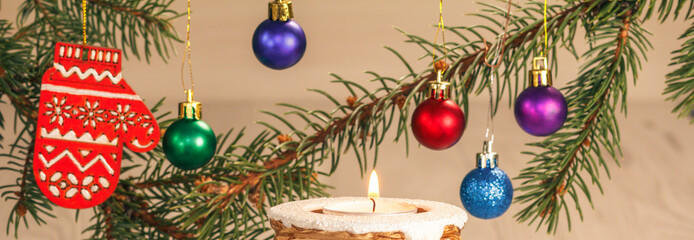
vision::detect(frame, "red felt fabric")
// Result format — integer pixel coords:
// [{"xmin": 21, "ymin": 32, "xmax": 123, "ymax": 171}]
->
[{"xmin": 33, "ymin": 42, "xmax": 160, "ymax": 209}]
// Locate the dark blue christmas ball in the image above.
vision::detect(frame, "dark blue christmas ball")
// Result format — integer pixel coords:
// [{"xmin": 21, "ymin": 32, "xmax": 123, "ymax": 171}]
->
[
  {"xmin": 459, "ymin": 166, "xmax": 513, "ymax": 219},
  {"xmin": 252, "ymin": 19, "xmax": 306, "ymax": 70}
]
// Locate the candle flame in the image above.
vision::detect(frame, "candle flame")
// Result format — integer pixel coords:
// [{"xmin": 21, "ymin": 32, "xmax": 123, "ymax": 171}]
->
[{"xmin": 368, "ymin": 170, "xmax": 380, "ymax": 198}]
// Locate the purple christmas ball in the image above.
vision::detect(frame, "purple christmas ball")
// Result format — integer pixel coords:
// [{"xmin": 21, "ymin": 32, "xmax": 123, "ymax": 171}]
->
[
  {"xmin": 252, "ymin": 19, "xmax": 307, "ymax": 70},
  {"xmin": 514, "ymin": 86, "xmax": 568, "ymax": 136}
]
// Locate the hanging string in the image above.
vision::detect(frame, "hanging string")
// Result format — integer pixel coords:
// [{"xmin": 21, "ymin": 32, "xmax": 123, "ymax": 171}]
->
[
  {"xmin": 180, "ymin": 0, "xmax": 195, "ymax": 93},
  {"xmin": 542, "ymin": 0, "xmax": 548, "ymax": 56},
  {"xmin": 484, "ymin": 76, "xmax": 496, "ymax": 153},
  {"xmin": 483, "ymin": 50, "xmax": 501, "ymax": 153},
  {"xmin": 482, "ymin": 0, "xmax": 513, "ymax": 153},
  {"xmin": 482, "ymin": 0, "xmax": 512, "ymax": 68},
  {"xmin": 432, "ymin": 0, "xmax": 447, "ymax": 64},
  {"xmin": 82, "ymin": 0, "xmax": 87, "ymax": 47}
]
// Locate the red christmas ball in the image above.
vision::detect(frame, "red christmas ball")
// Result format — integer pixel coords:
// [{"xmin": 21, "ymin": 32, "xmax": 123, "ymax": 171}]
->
[{"xmin": 411, "ymin": 98, "xmax": 466, "ymax": 150}]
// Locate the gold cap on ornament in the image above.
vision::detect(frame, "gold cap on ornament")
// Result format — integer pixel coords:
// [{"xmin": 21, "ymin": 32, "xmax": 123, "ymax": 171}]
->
[
  {"xmin": 476, "ymin": 141, "xmax": 498, "ymax": 168},
  {"xmin": 529, "ymin": 56, "xmax": 553, "ymax": 87},
  {"xmin": 476, "ymin": 152, "xmax": 498, "ymax": 168},
  {"xmin": 179, "ymin": 89, "xmax": 202, "ymax": 120},
  {"xmin": 427, "ymin": 70, "xmax": 451, "ymax": 100},
  {"xmin": 268, "ymin": 0, "xmax": 294, "ymax": 22}
]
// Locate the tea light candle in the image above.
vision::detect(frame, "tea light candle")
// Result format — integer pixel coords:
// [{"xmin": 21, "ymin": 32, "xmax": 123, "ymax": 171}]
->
[
  {"xmin": 322, "ymin": 170, "xmax": 417, "ymax": 216},
  {"xmin": 323, "ymin": 199, "xmax": 418, "ymax": 216}
]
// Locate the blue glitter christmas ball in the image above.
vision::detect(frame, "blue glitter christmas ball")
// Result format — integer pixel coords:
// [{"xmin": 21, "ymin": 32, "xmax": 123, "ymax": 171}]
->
[
  {"xmin": 459, "ymin": 154, "xmax": 513, "ymax": 219},
  {"xmin": 252, "ymin": 19, "xmax": 306, "ymax": 70}
]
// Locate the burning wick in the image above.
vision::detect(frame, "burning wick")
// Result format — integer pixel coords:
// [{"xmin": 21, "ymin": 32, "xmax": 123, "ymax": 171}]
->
[
  {"xmin": 368, "ymin": 170, "xmax": 380, "ymax": 213},
  {"xmin": 370, "ymin": 198, "xmax": 376, "ymax": 213}
]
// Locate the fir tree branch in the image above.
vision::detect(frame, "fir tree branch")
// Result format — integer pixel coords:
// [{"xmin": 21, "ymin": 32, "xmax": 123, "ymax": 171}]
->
[
  {"xmin": 112, "ymin": 2, "xmax": 609, "ymax": 238},
  {"xmin": 664, "ymin": 22, "xmax": 694, "ymax": 123},
  {"xmin": 84, "ymin": 0, "xmax": 181, "ymax": 61},
  {"xmin": 514, "ymin": 5, "xmax": 640, "ymax": 233},
  {"xmin": 3, "ymin": 0, "xmax": 693, "ymax": 238},
  {"xmin": 2, "ymin": 1, "xmax": 182, "ymax": 237},
  {"xmin": 13, "ymin": 140, "xmax": 34, "ymax": 218},
  {"xmin": 31, "ymin": 0, "xmax": 65, "ymax": 39},
  {"xmin": 89, "ymin": 190, "xmax": 195, "ymax": 240},
  {"xmin": 0, "ymin": 21, "xmax": 38, "ymax": 121},
  {"xmin": 99, "ymin": 205, "xmax": 114, "ymax": 240},
  {"xmin": 88, "ymin": 0, "xmax": 159, "ymax": 20},
  {"xmin": 554, "ymin": 9, "xmax": 631, "ymax": 196},
  {"xmin": 131, "ymin": 205, "xmax": 194, "ymax": 239}
]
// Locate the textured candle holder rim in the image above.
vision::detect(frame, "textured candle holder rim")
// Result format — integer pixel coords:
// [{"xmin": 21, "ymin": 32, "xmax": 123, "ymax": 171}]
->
[
  {"xmin": 267, "ymin": 197, "xmax": 467, "ymax": 240},
  {"xmin": 322, "ymin": 200, "xmax": 419, "ymax": 216}
]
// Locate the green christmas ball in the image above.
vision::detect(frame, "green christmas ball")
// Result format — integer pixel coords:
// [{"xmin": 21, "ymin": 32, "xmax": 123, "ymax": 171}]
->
[{"xmin": 162, "ymin": 118, "xmax": 216, "ymax": 170}]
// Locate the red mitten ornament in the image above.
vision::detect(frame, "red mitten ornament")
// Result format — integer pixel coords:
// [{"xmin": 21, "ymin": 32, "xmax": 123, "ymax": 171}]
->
[{"xmin": 33, "ymin": 42, "xmax": 160, "ymax": 209}]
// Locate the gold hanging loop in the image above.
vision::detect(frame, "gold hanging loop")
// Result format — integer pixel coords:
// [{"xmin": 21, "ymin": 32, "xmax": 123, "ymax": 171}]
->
[
  {"xmin": 82, "ymin": 0, "xmax": 87, "ymax": 48},
  {"xmin": 181, "ymin": 0, "xmax": 195, "ymax": 94},
  {"xmin": 542, "ymin": 0, "xmax": 548, "ymax": 56},
  {"xmin": 426, "ymin": 0, "xmax": 452, "ymax": 100},
  {"xmin": 431, "ymin": 0, "xmax": 448, "ymax": 64},
  {"xmin": 178, "ymin": 0, "xmax": 201, "ymax": 120}
]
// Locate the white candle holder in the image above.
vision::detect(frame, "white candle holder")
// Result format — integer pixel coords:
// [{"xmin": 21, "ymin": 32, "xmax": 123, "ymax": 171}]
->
[{"xmin": 267, "ymin": 197, "xmax": 468, "ymax": 240}]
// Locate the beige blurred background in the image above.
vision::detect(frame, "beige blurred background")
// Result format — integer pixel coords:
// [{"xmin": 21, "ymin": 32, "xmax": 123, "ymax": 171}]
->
[{"xmin": 2, "ymin": 0, "xmax": 694, "ymax": 239}]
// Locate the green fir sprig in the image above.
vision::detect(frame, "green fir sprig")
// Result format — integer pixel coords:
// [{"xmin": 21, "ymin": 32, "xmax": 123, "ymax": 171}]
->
[{"xmin": 664, "ymin": 22, "xmax": 694, "ymax": 123}]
